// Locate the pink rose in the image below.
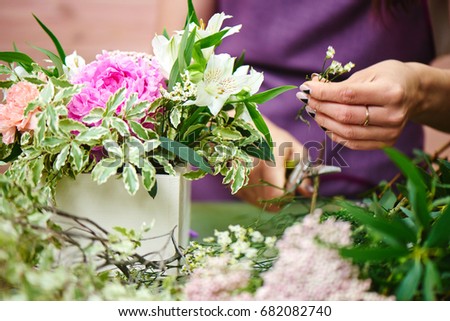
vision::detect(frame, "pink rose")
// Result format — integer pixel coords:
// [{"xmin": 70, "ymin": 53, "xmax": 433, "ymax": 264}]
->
[{"xmin": 0, "ymin": 81, "xmax": 40, "ymax": 144}]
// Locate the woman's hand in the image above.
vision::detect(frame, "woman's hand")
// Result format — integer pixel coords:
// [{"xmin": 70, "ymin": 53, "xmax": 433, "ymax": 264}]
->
[
  {"xmin": 298, "ymin": 60, "xmax": 425, "ymax": 150},
  {"xmin": 235, "ymin": 118, "xmax": 312, "ymax": 212}
]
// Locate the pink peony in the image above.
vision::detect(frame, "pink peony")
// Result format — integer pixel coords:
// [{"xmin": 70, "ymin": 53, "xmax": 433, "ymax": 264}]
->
[
  {"xmin": 0, "ymin": 81, "xmax": 40, "ymax": 144},
  {"xmin": 67, "ymin": 51, "xmax": 165, "ymax": 123}
]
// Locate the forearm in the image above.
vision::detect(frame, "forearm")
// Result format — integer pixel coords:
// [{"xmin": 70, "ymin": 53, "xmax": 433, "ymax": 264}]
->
[
  {"xmin": 155, "ymin": 0, "xmax": 216, "ymax": 34},
  {"xmin": 407, "ymin": 61, "xmax": 450, "ymax": 133}
]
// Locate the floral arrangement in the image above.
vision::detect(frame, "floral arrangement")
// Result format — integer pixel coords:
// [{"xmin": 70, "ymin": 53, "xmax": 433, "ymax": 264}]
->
[
  {"xmin": 0, "ymin": 0, "xmax": 448, "ymax": 303},
  {"xmin": 0, "ymin": 1, "xmax": 294, "ymax": 197}
]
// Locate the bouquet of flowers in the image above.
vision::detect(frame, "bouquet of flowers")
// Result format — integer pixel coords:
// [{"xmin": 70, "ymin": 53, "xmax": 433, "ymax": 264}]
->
[{"xmin": 0, "ymin": 0, "xmax": 294, "ymax": 197}]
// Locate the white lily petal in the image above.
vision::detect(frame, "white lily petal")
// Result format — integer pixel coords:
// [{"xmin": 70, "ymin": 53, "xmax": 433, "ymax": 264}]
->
[{"xmin": 151, "ymin": 34, "xmax": 181, "ymax": 78}]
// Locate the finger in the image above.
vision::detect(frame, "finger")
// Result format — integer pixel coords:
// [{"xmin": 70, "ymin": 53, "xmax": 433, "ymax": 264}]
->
[
  {"xmin": 307, "ymin": 98, "xmax": 404, "ymax": 127},
  {"xmin": 315, "ymin": 112, "xmax": 400, "ymax": 142},
  {"xmin": 301, "ymin": 80, "xmax": 399, "ymax": 106},
  {"xmin": 326, "ymin": 131, "xmax": 396, "ymax": 150}
]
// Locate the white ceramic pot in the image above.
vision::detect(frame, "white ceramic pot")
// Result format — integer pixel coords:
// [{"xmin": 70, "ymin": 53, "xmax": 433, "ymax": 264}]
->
[{"xmin": 54, "ymin": 169, "xmax": 191, "ymax": 263}]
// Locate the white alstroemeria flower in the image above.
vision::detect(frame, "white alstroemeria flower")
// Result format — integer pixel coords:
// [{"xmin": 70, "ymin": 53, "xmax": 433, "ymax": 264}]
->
[
  {"xmin": 195, "ymin": 13, "xmax": 242, "ymax": 60},
  {"xmin": 186, "ymin": 54, "xmax": 262, "ymax": 116},
  {"xmin": 151, "ymin": 34, "xmax": 182, "ymax": 78},
  {"xmin": 63, "ymin": 51, "xmax": 86, "ymax": 79}
]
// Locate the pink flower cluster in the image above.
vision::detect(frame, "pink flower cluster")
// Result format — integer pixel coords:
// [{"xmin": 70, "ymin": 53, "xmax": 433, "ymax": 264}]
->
[
  {"xmin": 184, "ymin": 254, "xmax": 251, "ymax": 300},
  {"xmin": 254, "ymin": 210, "xmax": 393, "ymax": 301},
  {"xmin": 0, "ymin": 81, "xmax": 40, "ymax": 144},
  {"xmin": 67, "ymin": 51, "xmax": 165, "ymax": 123},
  {"xmin": 183, "ymin": 210, "xmax": 393, "ymax": 301}
]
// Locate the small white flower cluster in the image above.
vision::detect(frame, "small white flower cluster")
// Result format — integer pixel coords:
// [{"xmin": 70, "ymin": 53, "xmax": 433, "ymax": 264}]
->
[
  {"xmin": 319, "ymin": 46, "xmax": 355, "ymax": 81},
  {"xmin": 325, "ymin": 45, "xmax": 335, "ymax": 59},
  {"xmin": 181, "ymin": 224, "xmax": 276, "ymax": 275},
  {"xmin": 327, "ymin": 60, "xmax": 356, "ymax": 75},
  {"xmin": 161, "ymin": 71, "xmax": 197, "ymax": 102}
]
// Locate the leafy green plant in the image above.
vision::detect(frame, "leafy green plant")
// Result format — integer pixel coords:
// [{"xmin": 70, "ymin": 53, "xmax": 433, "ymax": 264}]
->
[{"xmin": 337, "ymin": 147, "xmax": 450, "ymax": 300}]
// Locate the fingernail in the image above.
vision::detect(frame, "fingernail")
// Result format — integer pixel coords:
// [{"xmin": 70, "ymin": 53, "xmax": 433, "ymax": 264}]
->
[
  {"xmin": 299, "ymin": 84, "xmax": 311, "ymax": 94},
  {"xmin": 320, "ymin": 126, "xmax": 327, "ymax": 131},
  {"xmin": 296, "ymin": 91, "xmax": 309, "ymax": 104},
  {"xmin": 305, "ymin": 106, "xmax": 316, "ymax": 118}
]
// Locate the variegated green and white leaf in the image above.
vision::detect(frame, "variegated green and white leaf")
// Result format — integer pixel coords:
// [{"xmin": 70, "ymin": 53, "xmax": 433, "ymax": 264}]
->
[
  {"xmin": 170, "ymin": 106, "xmax": 182, "ymax": 128},
  {"xmin": 122, "ymin": 163, "xmax": 139, "ymax": 195},
  {"xmin": 129, "ymin": 121, "xmax": 158, "ymax": 140},
  {"xmin": 53, "ymin": 84, "xmax": 82, "ymax": 102},
  {"xmin": 141, "ymin": 159, "xmax": 156, "ymax": 192},
  {"xmin": 54, "ymin": 144, "xmax": 70, "ymax": 171},
  {"xmin": 105, "ymin": 88, "xmax": 126, "ymax": 117},
  {"xmin": 152, "ymin": 155, "xmax": 176, "ymax": 176},
  {"xmin": 82, "ymin": 107, "xmax": 105, "ymax": 125},
  {"xmin": 126, "ymin": 137, "xmax": 144, "ymax": 167},
  {"xmin": 91, "ymin": 158, "xmax": 121, "ymax": 185},
  {"xmin": 40, "ymin": 80, "xmax": 55, "ymax": 104},
  {"xmin": 75, "ymin": 127, "xmax": 109, "ymax": 144},
  {"xmin": 144, "ymin": 139, "xmax": 161, "ymax": 152},
  {"xmin": 70, "ymin": 141, "xmax": 85, "ymax": 172},
  {"xmin": 104, "ymin": 139, "xmax": 123, "ymax": 160},
  {"xmin": 110, "ymin": 117, "xmax": 130, "ymax": 137}
]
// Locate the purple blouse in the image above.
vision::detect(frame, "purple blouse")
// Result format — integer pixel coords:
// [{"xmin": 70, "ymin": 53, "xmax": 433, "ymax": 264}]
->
[{"xmin": 192, "ymin": 0, "xmax": 435, "ymax": 201}]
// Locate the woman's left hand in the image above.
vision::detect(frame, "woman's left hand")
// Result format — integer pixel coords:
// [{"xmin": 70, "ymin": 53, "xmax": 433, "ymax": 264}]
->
[{"xmin": 298, "ymin": 60, "xmax": 423, "ymax": 150}]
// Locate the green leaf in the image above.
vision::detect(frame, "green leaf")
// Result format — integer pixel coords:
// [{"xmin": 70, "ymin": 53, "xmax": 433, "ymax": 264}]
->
[
  {"xmin": 91, "ymin": 158, "xmax": 121, "ymax": 185},
  {"xmin": 122, "ymin": 163, "xmax": 139, "ymax": 195},
  {"xmin": 33, "ymin": 14, "xmax": 66, "ymax": 61},
  {"xmin": 39, "ymin": 81, "xmax": 55, "ymax": 105},
  {"xmin": 32, "ymin": 45, "xmax": 64, "ymax": 77},
  {"xmin": 183, "ymin": 169, "xmax": 207, "ymax": 180},
  {"xmin": 105, "ymin": 88, "xmax": 126, "ymax": 117},
  {"xmin": 183, "ymin": 27, "xmax": 197, "ymax": 67},
  {"xmin": 245, "ymin": 85, "xmax": 297, "ymax": 104},
  {"xmin": 29, "ymin": 157, "xmax": 44, "ymax": 186},
  {"xmin": 104, "ymin": 139, "xmax": 123, "ymax": 160},
  {"xmin": 0, "ymin": 65, "xmax": 11, "ymax": 74},
  {"xmin": 159, "ymin": 136, "xmax": 212, "ymax": 174},
  {"xmin": 423, "ymin": 260, "xmax": 441, "ymax": 301},
  {"xmin": 185, "ymin": 0, "xmax": 200, "ymax": 27},
  {"xmin": 110, "ymin": 118, "xmax": 130, "ymax": 137},
  {"xmin": 0, "ymin": 142, "xmax": 22, "ymax": 163},
  {"xmin": 230, "ymin": 163, "xmax": 247, "ymax": 194},
  {"xmin": 126, "ymin": 137, "xmax": 144, "ymax": 167},
  {"xmin": 41, "ymin": 137, "xmax": 67, "ymax": 149},
  {"xmin": 339, "ymin": 201, "xmax": 416, "ymax": 246},
  {"xmin": 242, "ymin": 139, "xmax": 273, "ymax": 161},
  {"xmin": 196, "ymin": 29, "xmax": 229, "ymax": 49},
  {"xmin": 425, "ymin": 204, "xmax": 450, "ymax": 247},
  {"xmin": 125, "ymin": 101, "xmax": 149, "ymax": 120},
  {"xmin": 396, "ymin": 260, "xmax": 423, "ymax": 301},
  {"xmin": 379, "ymin": 188, "xmax": 397, "ymax": 210},
  {"xmin": 212, "ymin": 127, "xmax": 243, "ymax": 140},
  {"xmin": 339, "ymin": 247, "xmax": 409, "ymax": 262},
  {"xmin": 153, "ymin": 155, "xmax": 176, "ymax": 176},
  {"xmin": 54, "ymin": 144, "xmax": 70, "ymax": 171},
  {"xmin": 70, "ymin": 142, "xmax": 84, "ymax": 172},
  {"xmin": 0, "ymin": 80, "xmax": 14, "ymax": 88},
  {"xmin": 245, "ymin": 102, "xmax": 274, "ymax": 159},
  {"xmin": 385, "ymin": 148, "xmax": 430, "ymax": 229},
  {"xmin": 141, "ymin": 160, "xmax": 156, "ymax": 193},
  {"xmin": 82, "ymin": 108, "xmax": 105, "ymax": 125},
  {"xmin": 54, "ymin": 84, "xmax": 81, "ymax": 102},
  {"xmin": 59, "ymin": 118, "xmax": 87, "ymax": 134},
  {"xmin": 170, "ymin": 106, "xmax": 182, "ymax": 128},
  {"xmin": 168, "ymin": 59, "xmax": 180, "ymax": 91},
  {"xmin": 129, "ymin": 121, "xmax": 157, "ymax": 141},
  {"xmin": 75, "ymin": 127, "xmax": 109, "ymax": 144},
  {"xmin": 0, "ymin": 51, "xmax": 34, "ymax": 72}
]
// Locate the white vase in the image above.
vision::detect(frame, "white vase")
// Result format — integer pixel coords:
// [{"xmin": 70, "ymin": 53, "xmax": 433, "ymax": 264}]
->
[{"xmin": 54, "ymin": 169, "xmax": 191, "ymax": 263}]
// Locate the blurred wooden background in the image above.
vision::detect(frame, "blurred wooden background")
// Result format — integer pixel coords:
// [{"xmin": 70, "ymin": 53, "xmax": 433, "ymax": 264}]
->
[{"xmin": 1, "ymin": 0, "xmax": 449, "ymax": 158}]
